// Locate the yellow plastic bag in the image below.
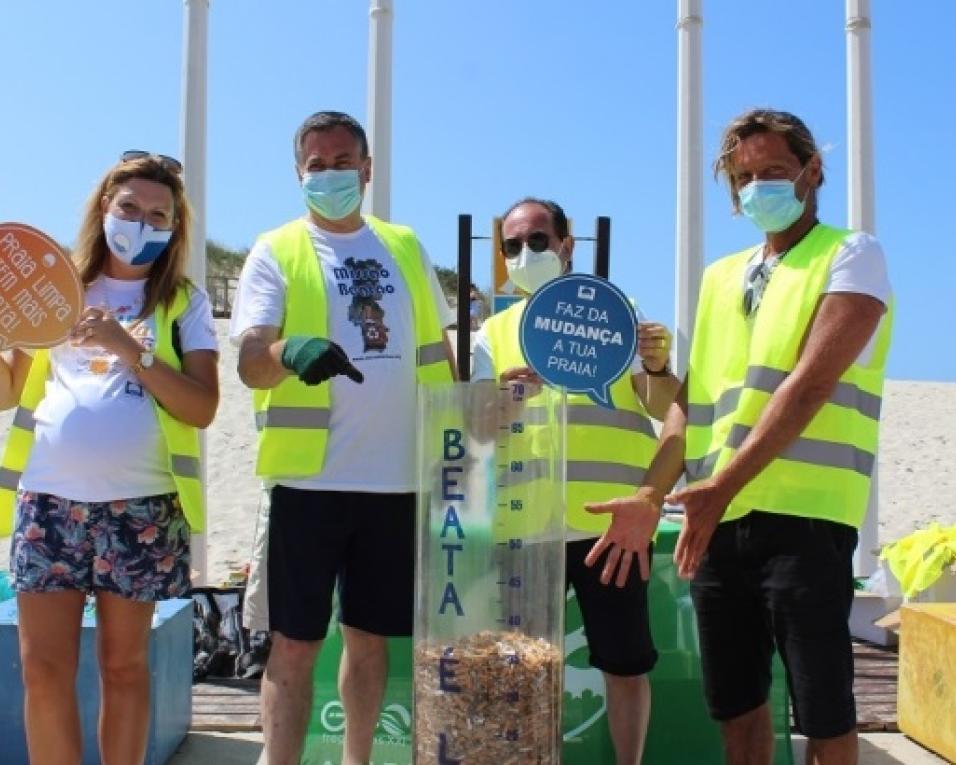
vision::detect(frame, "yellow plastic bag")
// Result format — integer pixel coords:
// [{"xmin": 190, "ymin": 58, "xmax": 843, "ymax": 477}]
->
[{"xmin": 880, "ymin": 523, "xmax": 956, "ymax": 598}]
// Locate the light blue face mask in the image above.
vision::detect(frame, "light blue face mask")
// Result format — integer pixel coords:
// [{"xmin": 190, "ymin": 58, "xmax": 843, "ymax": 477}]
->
[
  {"xmin": 738, "ymin": 166, "xmax": 809, "ymax": 233},
  {"xmin": 302, "ymin": 169, "xmax": 362, "ymax": 221}
]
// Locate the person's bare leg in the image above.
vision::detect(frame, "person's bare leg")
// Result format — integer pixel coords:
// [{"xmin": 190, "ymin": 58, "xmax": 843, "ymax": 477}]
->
[
  {"xmin": 95, "ymin": 591, "xmax": 155, "ymax": 765},
  {"xmin": 261, "ymin": 632, "xmax": 321, "ymax": 765},
  {"xmin": 806, "ymin": 730, "xmax": 858, "ymax": 765},
  {"xmin": 604, "ymin": 672, "xmax": 651, "ymax": 764},
  {"xmin": 721, "ymin": 702, "xmax": 774, "ymax": 765},
  {"xmin": 339, "ymin": 625, "xmax": 388, "ymax": 765},
  {"xmin": 17, "ymin": 590, "xmax": 86, "ymax": 765}
]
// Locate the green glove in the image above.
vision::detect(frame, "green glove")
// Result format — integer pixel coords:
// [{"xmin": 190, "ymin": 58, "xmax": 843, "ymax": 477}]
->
[{"xmin": 280, "ymin": 336, "xmax": 364, "ymax": 386}]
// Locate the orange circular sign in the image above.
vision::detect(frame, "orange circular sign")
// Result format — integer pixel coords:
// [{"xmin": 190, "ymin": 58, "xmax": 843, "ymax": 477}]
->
[{"xmin": 0, "ymin": 222, "xmax": 84, "ymax": 350}]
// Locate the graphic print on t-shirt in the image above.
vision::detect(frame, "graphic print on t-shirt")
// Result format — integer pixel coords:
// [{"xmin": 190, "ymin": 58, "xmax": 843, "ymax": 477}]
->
[
  {"xmin": 337, "ymin": 256, "xmax": 392, "ymax": 353},
  {"xmin": 75, "ymin": 292, "xmax": 154, "ymax": 391}
]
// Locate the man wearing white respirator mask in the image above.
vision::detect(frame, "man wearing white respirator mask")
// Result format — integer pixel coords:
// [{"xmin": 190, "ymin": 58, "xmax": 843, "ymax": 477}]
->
[
  {"xmin": 231, "ymin": 111, "xmax": 456, "ymax": 764},
  {"xmin": 472, "ymin": 198, "xmax": 679, "ymax": 765}
]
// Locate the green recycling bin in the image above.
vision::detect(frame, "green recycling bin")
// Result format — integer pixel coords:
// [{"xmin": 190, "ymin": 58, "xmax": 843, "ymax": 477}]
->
[
  {"xmin": 562, "ymin": 518, "xmax": 793, "ymax": 764},
  {"xmin": 303, "ymin": 519, "xmax": 793, "ymax": 765},
  {"xmin": 302, "ymin": 619, "xmax": 412, "ymax": 765}
]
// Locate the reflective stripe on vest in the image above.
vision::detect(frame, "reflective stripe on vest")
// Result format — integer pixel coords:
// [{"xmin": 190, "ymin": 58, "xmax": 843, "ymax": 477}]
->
[
  {"xmin": 254, "ymin": 216, "xmax": 452, "ymax": 479},
  {"xmin": 0, "ymin": 467, "xmax": 20, "ymax": 492},
  {"xmin": 525, "ymin": 403, "xmax": 656, "ymax": 441},
  {"xmin": 497, "ymin": 458, "xmax": 552, "ymax": 487},
  {"xmin": 685, "ymin": 425, "xmax": 876, "ymax": 482},
  {"xmin": 12, "ymin": 407, "xmax": 35, "ymax": 432},
  {"xmin": 255, "ymin": 407, "xmax": 332, "ymax": 430},
  {"xmin": 483, "ymin": 299, "xmax": 657, "ymax": 533},
  {"xmin": 684, "ymin": 224, "xmax": 892, "ymax": 529},
  {"xmin": 0, "ymin": 285, "xmax": 205, "ymax": 536},
  {"xmin": 686, "ymin": 365, "xmax": 883, "ymax": 426},
  {"xmin": 170, "ymin": 454, "xmax": 202, "ymax": 481},
  {"xmin": 0, "ymin": 407, "xmax": 37, "ymax": 495},
  {"xmin": 418, "ymin": 340, "xmax": 447, "ymax": 367}
]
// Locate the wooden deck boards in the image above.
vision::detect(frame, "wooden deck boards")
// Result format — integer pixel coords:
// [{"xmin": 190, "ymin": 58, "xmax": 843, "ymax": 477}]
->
[
  {"xmin": 191, "ymin": 678, "xmax": 261, "ymax": 731},
  {"xmin": 189, "ymin": 640, "xmax": 901, "ymax": 733},
  {"xmin": 852, "ymin": 640, "xmax": 900, "ymax": 732}
]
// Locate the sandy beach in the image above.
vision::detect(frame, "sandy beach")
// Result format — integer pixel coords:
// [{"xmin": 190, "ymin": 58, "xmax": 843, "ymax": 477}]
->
[{"xmin": 0, "ymin": 319, "xmax": 953, "ymax": 583}]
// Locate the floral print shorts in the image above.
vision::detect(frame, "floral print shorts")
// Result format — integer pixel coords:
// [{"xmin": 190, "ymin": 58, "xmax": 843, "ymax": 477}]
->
[{"xmin": 10, "ymin": 491, "xmax": 191, "ymax": 601}]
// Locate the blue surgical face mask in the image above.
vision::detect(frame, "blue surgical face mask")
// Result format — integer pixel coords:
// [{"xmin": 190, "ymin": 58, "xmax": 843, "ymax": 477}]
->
[
  {"xmin": 302, "ymin": 169, "xmax": 362, "ymax": 221},
  {"xmin": 739, "ymin": 166, "xmax": 809, "ymax": 233},
  {"xmin": 102, "ymin": 213, "xmax": 173, "ymax": 266}
]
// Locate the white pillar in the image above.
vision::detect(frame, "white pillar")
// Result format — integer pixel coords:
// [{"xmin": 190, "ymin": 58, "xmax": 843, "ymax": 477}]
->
[
  {"xmin": 847, "ymin": 0, "xmax": 875, "ymax": 234},
  {"xmin": 847, "ymin": 0, "xmax": 879, "ymax": 577},
  {"xmin": 674, "ymin": 0, "xmax": 704, "ymax": 378},
  {"xmin": 365, "ymin": 0, "xmax": 393, "ymax": 220},
  {"xmin": 179, "ymin": 0, "xmax": 210, "ymax": 586}
]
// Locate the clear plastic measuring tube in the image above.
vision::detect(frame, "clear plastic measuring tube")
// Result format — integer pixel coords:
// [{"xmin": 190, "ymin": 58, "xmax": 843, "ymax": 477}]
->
[{"xmin": 415, "ymin": 381, "xmax": 566, "ymax": 765}]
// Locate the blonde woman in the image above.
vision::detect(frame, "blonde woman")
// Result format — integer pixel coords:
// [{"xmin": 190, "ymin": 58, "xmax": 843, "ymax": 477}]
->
[{"xmin": 0, "ymin": 152, "xmax": 219, "ymax": 765}]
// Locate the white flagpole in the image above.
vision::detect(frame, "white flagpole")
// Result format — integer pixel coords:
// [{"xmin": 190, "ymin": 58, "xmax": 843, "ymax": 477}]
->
[
  {"xmin": 179, "ymin": 0, "xmax": 210, "ymax": 586},
  {"xmin": 846, "ymin": 0, "xmax": 879, "ymax": 578},
  {"xmin": 674, "ymin": 0, "xmax": 704, "ymax": 378},
  {"xmin": 365, "ymin": 0, "xmax": 394, "ymax": 220}
]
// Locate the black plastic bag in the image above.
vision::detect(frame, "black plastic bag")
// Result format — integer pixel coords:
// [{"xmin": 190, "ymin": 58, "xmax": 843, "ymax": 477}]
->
[{"xmin": 190, "ymin": 586, "xmax": 271, "ymax": 681}]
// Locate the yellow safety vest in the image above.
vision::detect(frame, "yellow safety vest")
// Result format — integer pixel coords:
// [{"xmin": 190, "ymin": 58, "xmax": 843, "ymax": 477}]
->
[
  {"xmin": 0, "ymin": 285, "xmax": 205, "ymax": 535},
  {"xmin": 253, "ymin": 215, "xmax": 453, "ymax": 478},
  {"xmin": 483, "ymin": 300, "xmax": 658, "ymax": 533},
  {"xmin": 685, "ymin": 224, "xmax": 893, "ymax": 529}
]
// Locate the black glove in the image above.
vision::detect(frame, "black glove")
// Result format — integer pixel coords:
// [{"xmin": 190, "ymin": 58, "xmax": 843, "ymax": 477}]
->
[{"xmin": 280, "ymin": 336, "xmax": 364, "ymax": 386}]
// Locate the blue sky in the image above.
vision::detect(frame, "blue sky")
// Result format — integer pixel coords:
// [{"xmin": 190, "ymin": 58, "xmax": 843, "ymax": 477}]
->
[{"xmin": 2, "ymin": 1, "xmax": 954, "ymax": 381}]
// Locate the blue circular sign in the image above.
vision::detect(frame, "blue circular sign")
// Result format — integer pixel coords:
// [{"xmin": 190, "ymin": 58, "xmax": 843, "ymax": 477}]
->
[{"xmin": 519, "ymin": 274, "xmax": 637, "ymax": 409}]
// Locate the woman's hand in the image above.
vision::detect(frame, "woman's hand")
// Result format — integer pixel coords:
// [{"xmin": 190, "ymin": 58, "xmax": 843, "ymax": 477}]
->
[
  {"xmin": 70, "ymin": 306, "xmax": 142, "ymax": 363},
  {"xmin": 70, "ymin": 306, "xmax": 218, "ymax": 428}
]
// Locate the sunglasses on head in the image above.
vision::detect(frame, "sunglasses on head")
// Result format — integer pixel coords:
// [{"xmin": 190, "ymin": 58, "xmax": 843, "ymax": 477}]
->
[
  {"xmin": 121, "ymin": 150, "xmax": 183, "ymax": 175},
  {"xmin": 502, "ymin": 230, "xmax": 551, "ymax": 259}
]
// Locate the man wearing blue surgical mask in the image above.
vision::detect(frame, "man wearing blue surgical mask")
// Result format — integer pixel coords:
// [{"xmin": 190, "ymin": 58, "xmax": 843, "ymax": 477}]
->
[
  {"xmin": 230, "ymin": 110, "xmax": 456, "ymax": 765},
  {"xmin": 589, "ymin": 109, "xmax": 893, "ymax": 765},
  {"xmin": 472, "ymin": 198, "xmax": 680, "ymax": 765}
]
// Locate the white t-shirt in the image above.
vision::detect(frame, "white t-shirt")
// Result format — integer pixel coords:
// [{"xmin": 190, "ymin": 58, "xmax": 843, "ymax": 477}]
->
[
  {"xmin": 229, "ymin": 218, "xmax": 454, "ymax": 493},
  {"xmin": 743, "ymin": 231, "xmax": 892, "ymax": 365},
  {"xmin": 21, "ymin": 276, "xmax": 219, "ymax": 502}
]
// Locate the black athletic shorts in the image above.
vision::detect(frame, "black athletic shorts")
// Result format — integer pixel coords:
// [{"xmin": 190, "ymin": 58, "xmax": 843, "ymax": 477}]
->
[
  {"xmin": 266, "ymin": 486, "xmax": 416, "ymax": 641},
  {"xmin": 690, "ymin": 511, "xmax": 858, "ymax": 739},
  {"xmin": 566, "ymin": 538, "xmax": 658, "ymax": 677}
]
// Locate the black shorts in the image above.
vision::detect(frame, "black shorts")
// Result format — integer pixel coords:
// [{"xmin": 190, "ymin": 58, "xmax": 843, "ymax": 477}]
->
[
  {"xmin": 266, "ymin": 486, "xmax": 416, "ymax": 641},
  {"xmin": 690, "ymin": 511, "xmax": 858, "ymax": 739},
  {"xmin": 566, "ymin": 538, "xmax": 658, "ymax": 677}
]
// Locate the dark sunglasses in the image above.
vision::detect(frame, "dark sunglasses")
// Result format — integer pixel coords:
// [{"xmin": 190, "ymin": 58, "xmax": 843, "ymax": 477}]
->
[
  {"xmin": 502, "ymin": 230, "xmax": 551, "ymax": 259},
  {"xmin": 121, "ymin": 150, "xmax": 183, "ymax": 175}
]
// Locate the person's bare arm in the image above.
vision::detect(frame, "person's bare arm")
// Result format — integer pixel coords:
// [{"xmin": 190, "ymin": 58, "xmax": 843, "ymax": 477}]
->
[
  {"xmin": 584, "ymin": 379, "xmax": 689, "ymax": 584},
  {"xmin": 132, "ymin": 349, "xmax": 219, "ymax": 427},
  {"xmin": 0, "ymin": 349, "xmax": 36, "ymax": 411},
  {"xmin": 70, "ymin": 306, "xmax": 219, "ymax": 427},
  {"xmin": 237, "ymin": 325, "xmax": 291, "ymax": 390},
  {"xmin": 632, "ymin": 322, "xmax": 680, "ymax": 420}
]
